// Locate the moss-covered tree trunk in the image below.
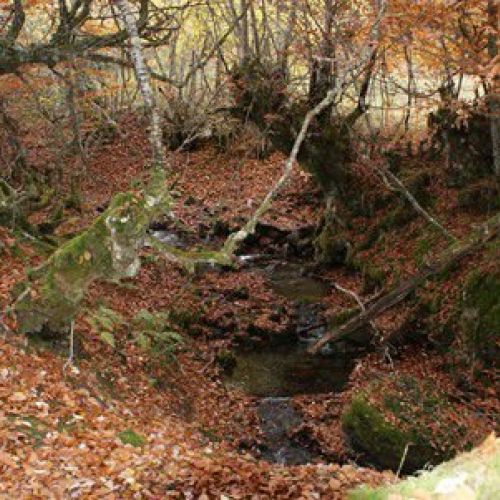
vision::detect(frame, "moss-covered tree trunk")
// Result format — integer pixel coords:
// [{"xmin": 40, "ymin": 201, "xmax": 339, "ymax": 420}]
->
[
  {"xmin": 14, "ymin": 191, "xmax": 169, "ymax": 336},
  {"xmin": 230, "ymin": 60, "xmax": 351, "ymax": 198},
  {"xmin": 13, "ymin": 0, "xmax": 171, "ymax": 337}
]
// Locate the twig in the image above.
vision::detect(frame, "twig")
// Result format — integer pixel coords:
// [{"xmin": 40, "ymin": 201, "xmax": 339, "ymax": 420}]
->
[
  {"xmin": 198, "ymin": 353, "xmax": 216, "ymax": 374},
  {"xmin": 333, "ymin": 282, "xmax": 382, "ymax": 338},
  {"xmin": 333, "ymin": 282, "xmax": 366, "ymax": 311},
  {"xmin": 220, "ymin": 1, "xmax": 387, "ymax": 258},
  {"xmin": 396, "ymin": 442, "xmax": 412, "ymax": 477},
  {"xmin": 309, "ymin": 212, "xmax": 500, "ymax": 354},
  {"xmin": 376, "ymin": 163, "xmax": 457, "ymax": 243}
]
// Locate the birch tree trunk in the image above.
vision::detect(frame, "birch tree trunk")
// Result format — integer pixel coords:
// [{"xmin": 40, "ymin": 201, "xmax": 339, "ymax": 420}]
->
[{"xmin": 115, "ymin": 0, "xmax": 166, "ymax": 172}]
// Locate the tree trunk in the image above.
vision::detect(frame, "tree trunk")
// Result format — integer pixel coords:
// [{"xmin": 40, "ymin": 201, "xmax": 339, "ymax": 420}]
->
[
  {"xmin": 308, "ymin": 0, "xmax": 335, "ymax": 111},
  {"xmin": 115, "ymin": 0, "xmax": 166, "ymax": 172}
]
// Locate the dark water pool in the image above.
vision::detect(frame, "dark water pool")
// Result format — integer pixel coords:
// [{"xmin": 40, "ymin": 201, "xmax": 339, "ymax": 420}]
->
[{"xmin": 225, "ymin": 342, "xmax": 353, "ymax": 397}]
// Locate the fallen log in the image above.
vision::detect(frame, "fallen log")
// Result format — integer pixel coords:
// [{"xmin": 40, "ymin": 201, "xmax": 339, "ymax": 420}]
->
[{"xmin": 308, "ymin": 212, "xmax": 500, "ymax": 354}]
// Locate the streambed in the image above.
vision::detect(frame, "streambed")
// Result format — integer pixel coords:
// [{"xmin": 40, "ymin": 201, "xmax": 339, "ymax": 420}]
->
[
  {"xmin": 150, "ymin": 229, "xmax": 354, "ymax": 465},
  {"xmin": 225, "ymin": 260, "xmax": 354, "ymax": 465}
]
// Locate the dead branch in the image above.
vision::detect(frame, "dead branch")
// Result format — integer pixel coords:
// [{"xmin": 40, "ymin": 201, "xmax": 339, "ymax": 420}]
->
[
  {"xmin": 308, "ymin": 212, "xmax": 500, "ymax": 354},
  {"xmin": 375, "ymin": 163, "xmax": 457, "ymax": 242}
]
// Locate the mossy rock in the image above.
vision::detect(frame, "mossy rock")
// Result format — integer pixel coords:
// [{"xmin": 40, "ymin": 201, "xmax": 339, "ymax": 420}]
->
[
  {"xmin": 314, "ymin": 229, "xmax": 351, "ymax": 266},
  {"xmin": 459, "ymin": 270, "xmax": 500, "ymax": 368},
  {"xmin": 342, "ymin": 375, "xmax": 467, "ymax": 473}
]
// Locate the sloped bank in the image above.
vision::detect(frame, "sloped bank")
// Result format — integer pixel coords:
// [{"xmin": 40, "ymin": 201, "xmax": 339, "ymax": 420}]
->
[{"xmin": 350, "ymin": 434, "xmax": 500, "ymax": 499}]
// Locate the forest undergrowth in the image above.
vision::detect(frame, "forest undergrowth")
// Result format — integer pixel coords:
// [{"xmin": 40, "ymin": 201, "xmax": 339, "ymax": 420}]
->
[{"xmin": 0, "ymin": 113, "xmax": 498, "ymax": 498}]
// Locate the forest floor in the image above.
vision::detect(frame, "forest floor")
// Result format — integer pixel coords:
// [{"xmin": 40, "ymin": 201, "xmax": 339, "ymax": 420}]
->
[{"xmin": 0, "ymin": 114, "xmax": 498, "ymax": 497}]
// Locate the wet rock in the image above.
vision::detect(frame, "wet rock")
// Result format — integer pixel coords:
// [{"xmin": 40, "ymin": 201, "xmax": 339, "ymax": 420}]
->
[
  {"xmin": 351, "ymin": 434, "xmax": 500, "ymax": 499},
  {"xmin": 265, "ymin": 262, "xmax": 330, "ymax": 302}
]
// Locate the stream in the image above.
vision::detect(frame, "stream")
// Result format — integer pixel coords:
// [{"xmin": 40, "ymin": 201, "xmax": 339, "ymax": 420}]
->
[
  {"xmin": 151, "ymin": 229, "xmax": 353, "ymax": 465},
  {"xmin": 225, "ymin": 260, "xmax": 354, "ymax": 465}
]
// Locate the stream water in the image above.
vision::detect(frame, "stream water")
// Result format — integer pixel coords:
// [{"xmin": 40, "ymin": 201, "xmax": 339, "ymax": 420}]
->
[
  {"xmin": 150, "ymin": 230, "xmax": 352, "ymax": 465},
  {"xmin": 225, "ymin": 260, "xmax": 354, "ymax": 465}
]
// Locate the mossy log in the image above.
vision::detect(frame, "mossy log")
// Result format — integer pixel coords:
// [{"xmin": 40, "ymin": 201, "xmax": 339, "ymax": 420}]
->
[
  {"xmin": 309, "ymin": 212, "xmax": 500, "ymax": 353},
  {"xmin": 146, "ymin": 235, "xmax": 233, "ymax": 274},
  {"xmin": 14, "ymin": 190, "xmax": 170, "ymax": 336}
]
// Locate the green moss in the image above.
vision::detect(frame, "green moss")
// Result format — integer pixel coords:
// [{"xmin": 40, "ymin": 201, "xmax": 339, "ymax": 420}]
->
[
  {"xmin": 363, "ymin": 265, "xmax": 385, "ymax": 293},
  {"xmin": 342, "ymin": 396, "xmax": 434, "ymax": 472},
  {"xmin": 8, "ymin": 415, "xmax": 49, "ymax": 447},
  {"xmin": 215, "ymin": 349, "xmax": 237, "ymax": 371},
  {"xmin": 14, "ymin": 188, "xmax": 171, "ymax": 336},
  {"xmin": 169, "ymin": 306, "xmax": 201, "ymax": 330},
  {"xmin": 347, "ymin": 257, "xmax": 386, "ymax": 293},
  {"xmin": 459, "ymin": 270, "xmax": 500, "ymax": 367},
  {"xmin": 314, "ymin": 227, "xmax": 350, "ymax": 266},
  {"xmin": 380, "ymin": 205, "xmax": 416, "ymax": 230},
  {"xmin": 329, "ymin": 308, "xmax": 358, "ymax": 329},
  {"xmin": 117, "ymin": 429, "xmax": 147, "ymax": 447},
  {"xmin": 413, "ymin": 235, "xmax": 434, "ymax": 267},
  {"xmin": 148, "ymin": 235, "xmax": 234, "ymax": 273},
  {"xmin": 342, "ymin": 376, "xmax": 458, "ymax": 473}
]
